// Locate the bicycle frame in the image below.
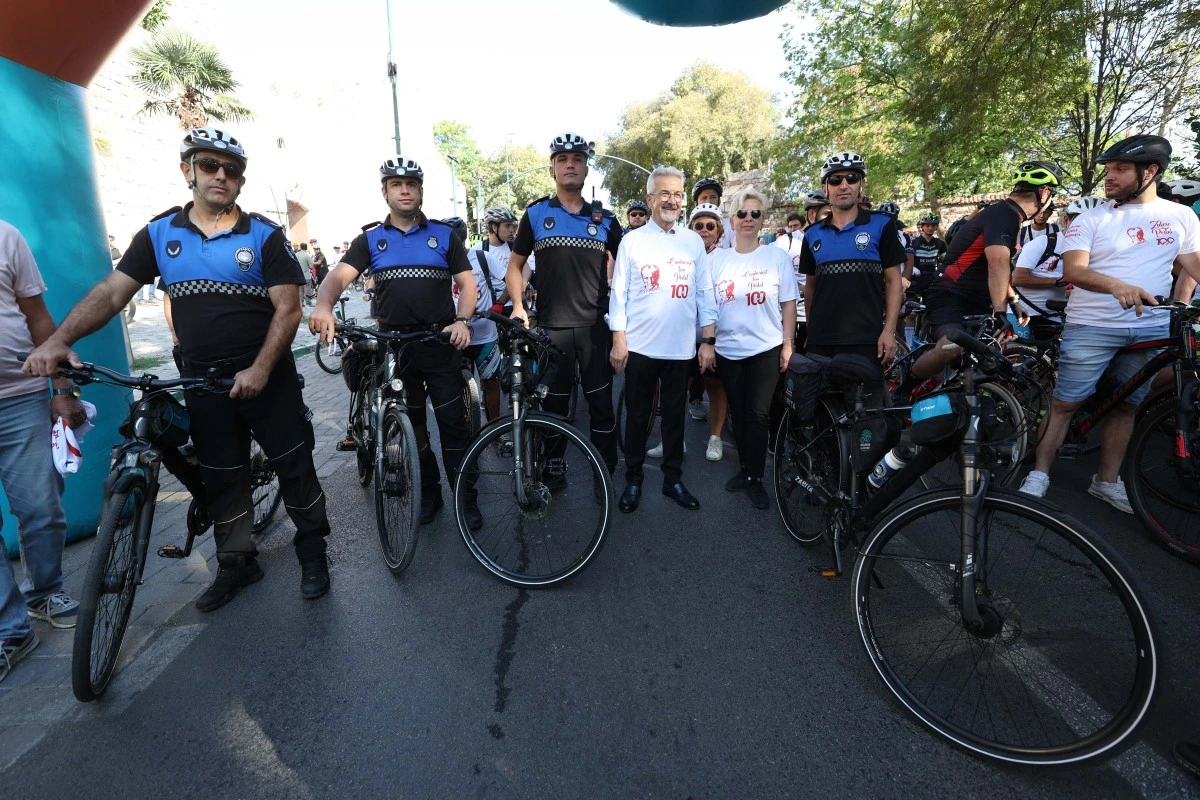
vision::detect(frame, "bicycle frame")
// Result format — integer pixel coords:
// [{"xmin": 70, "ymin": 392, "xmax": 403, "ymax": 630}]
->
[{"xmin": 1070, "ymin": 337, "xmax": 1177, "ymax": 440}]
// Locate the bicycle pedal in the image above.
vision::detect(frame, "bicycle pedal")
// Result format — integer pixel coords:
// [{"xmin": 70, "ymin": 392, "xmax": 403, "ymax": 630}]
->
[
  {"xmin": 335, "ymin": 439, "xmax": 357, "ymax": 452},
  {"xmin": 157, "ymin": 544, "xmax": 186, "ymax": 559},
  {"xmin": 808, "ymin": 565, "xmax": 842, "ymax": 578}
]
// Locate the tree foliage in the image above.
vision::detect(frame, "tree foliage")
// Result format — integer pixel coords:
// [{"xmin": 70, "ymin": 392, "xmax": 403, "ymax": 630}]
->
[
  {"xmin": 432, "ymin": 123, "xmax": 556, "ymax": 222},
  {"xmin": 600, "ymin": 63, "xmax": 779, "ymax": 206},
  {"xmin": 433, "ymin": 121, "xmax": 488, "ymax": 220},
  {"xmin": 129, "ymin": 28, "xmax": 253, "ymax": 130},
  {"xmin": 140, "ymin": 0, "xmax": 172, "ymax": 32}
]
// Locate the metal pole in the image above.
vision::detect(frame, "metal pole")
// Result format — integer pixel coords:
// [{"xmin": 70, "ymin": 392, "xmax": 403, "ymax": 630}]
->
[
  {"xmin": 594, "ymin": 153, "xmax": 652, "ymax": 175},
  {"xmin": 385, "ymin": 0, "xmax": 401, "ymax": 152},
  {"xmin": 448, "ymin": 154, "xmax": 459, "ymax": 218},
  {"xmin": 476, "ymin": 177, "xmax": 485, "ymax": 236},
  {"xmin": 505, "ymin": 136, "xmax": 512, "ymax": 208}
]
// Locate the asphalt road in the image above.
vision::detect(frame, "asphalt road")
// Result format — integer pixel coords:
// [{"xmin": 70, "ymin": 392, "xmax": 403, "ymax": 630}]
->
[{"xmin": 4, "ymin": 381, "xmax": 1199, "ymax": 799}]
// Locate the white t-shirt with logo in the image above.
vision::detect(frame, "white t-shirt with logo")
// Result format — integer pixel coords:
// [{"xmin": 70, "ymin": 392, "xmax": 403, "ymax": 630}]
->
[
  {"xmin": 1061, "ymin": 198, "xmax": 1199, "ymax": 328},
  {"xmin": 709, "ymin": 244, "xmax": 800, "ymax": 359},
  {"xmin": 608, "ymin": 223, "xmax": 717, "ymax": 360},
  {"xmin": 457, "ymin": 250, "xmax": 497, "ymax": 344},
  {"xmin": 1012, "ymin": 231, "xmax": 1067, "ymax": 313},
  {"xmin": 476, "ymin": 241, "xmax": 511, "ymax": 302},
  {"xmin": 774, "ymin": 231, "xmax": 806, "ymax": 322}
]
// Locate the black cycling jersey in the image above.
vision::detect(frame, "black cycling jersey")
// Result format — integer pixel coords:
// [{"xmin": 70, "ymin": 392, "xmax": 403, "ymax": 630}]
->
[
  {"xmin": 912, "ymin": 234, "xmax": 947, "ymax": 274},
  {"xmin": 934, "ymin": 199, "xmax": 1025, "ymax": 298}
]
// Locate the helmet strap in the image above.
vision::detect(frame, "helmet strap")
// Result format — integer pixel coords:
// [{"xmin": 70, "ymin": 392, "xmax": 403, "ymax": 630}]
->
[{"xmin": 1116, "ymin": 164, "xmax": 1156, "ymax": 206}]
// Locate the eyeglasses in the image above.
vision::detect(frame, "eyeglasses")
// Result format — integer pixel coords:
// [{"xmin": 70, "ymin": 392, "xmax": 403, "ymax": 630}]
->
[
  {"xmin": 193, "ymin": 157, "xmax": 244, "ymax": 179},
  {"xmin": 627, "ymin": 210, "xmax": 646, "ymax": 217},
  {"xmin": 655, "ymin": 191, "xmax": 685, "ymax": 202},
  {"xmin": 824, "ymin": 173, "xmax": 862, "ymax": 186},
  {"xmin": 734, "ymin": 209, "xmax": 762, "ymax": 219},
  {"xmin": 692, "ymin": 221, "xmax": 717, "ymax": 232}
]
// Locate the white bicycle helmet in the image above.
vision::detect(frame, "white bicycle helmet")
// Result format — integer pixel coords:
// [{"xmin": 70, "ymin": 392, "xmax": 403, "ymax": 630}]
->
[
  {"xmin": 1065, "ymin": 196, "xmax": 1104, "ymax": 216},
  {"xmin": 1167, "ymin": 180, "xmax": 1200, "ymax": 202},
  {"xmin": 549, "ymin": 132, "xmax": 595, "ymax": 157},
  {"xmin": 380, "ymin": 157, "xmax": 424, "ymax": 183},
  {"xmin": 820, "ymin": 151, "xmax": 866, "ymax": 180},
  {"xmin": 483, "ymin": 206, "xmax": 518, "ymax": 225},
  {"xmin": 180, "ymin": 128, "xmax": 247, "ymax": 166},
  {"xmin": 688, "ymin": 203, "xmax": 722, "ymax": 224}
]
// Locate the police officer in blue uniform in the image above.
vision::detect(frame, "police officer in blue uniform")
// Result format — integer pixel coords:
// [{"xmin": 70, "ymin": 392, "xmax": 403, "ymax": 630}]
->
[
  {"xmin": 309, "ymin": 157, "xmax": 482, "ymax": 530},
  {"xmin": 27, "ymin": 128, "xmax": 332, "ymax": 609},
  {"xmin": 505, "ymin": 133, "xmax": 623, "ymax": 472}
]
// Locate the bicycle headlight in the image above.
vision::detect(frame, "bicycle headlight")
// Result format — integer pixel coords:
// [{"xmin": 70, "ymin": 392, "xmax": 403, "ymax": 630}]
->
[{"xmin": 390, "ymin": 378, "xmax": 403, "ymax": 393}]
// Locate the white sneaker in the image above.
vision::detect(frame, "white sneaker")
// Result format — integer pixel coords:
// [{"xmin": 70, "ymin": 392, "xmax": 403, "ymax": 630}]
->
[
  {"xmin": 646, "ymin": 442, "xmax": 684, "ymax": 458},
  {"xmin": 706, "ymin": 435, "xmax": 723, "ymax": 461},
  {"xmin": 26, "ymin": 590, "xmax": 79, "ymax": 629},
  {"xmin": 1088, "ymin": 475, "xmax": 1133, "ymax": 514},
  {"xmin": 689, "ymin": 399, "xmax": 708, "ymax": 421},
  {"xmin": 1019, "ymin": 470, "xmax": 1049, "ymax": 498}
]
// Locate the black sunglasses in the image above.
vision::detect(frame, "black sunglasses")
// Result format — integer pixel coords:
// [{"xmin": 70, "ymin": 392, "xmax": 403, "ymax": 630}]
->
[
  {"xmin": 193, "ymin": 157, "xmax": 245, "ymax": 179},
  {"xmin": 628, "ymin": 210, "xmax": 646, "ymax": 217},
  {"xmin": 824, "ymin": 173, "xmax": 862, "ymax": 186},
  {"xmin": 734, "ymin": 209, "xmax": 762, "ymax": 219},
  {"xmin": 692, "ymin": 221, "xmax": 717, "ymax": 231}
]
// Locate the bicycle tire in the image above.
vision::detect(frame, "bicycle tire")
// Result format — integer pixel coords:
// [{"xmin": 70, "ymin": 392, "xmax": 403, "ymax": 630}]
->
[
  {"xmin": 1125, "ymin": 392, "xmax": 1200, "ymax": 563},
  {"xmin": 353, "ymin": 374, "xmax": 375, "ymax": 488},
  {"xmin": 455, "ymin": 413, "xmax": 612, "ymax": 587},
  {"xmin": 772, "ymin": 402, "xmax": 845, "ymax": 545},
  {"xmin": 249, "ymin": 439, "xmax": 283, "ymax": 533},
  {"xmin": 853, "ymin": 488, "xmax": 1158, "ymax": 765},
  {"xmin": 314, "ymin": 336, "xmax": 346, "ymax": 374},
  {"xmin": 375, "ymin": 405, "xmax": 421, "ymax": 574},
  {"xmin": 464, "ymin": 372, "xmax": 483, "ymax": 436},
  {"xmin": 615, "ymin": 384, "xmax": 660, "ymax": 457},
  {"xmin": 918, "ymin": 382, "xmax": 1028, "ymax": 490},
  {"xmin": 72, "ymin": 483, "xmax": 148, "ymax": 702}
]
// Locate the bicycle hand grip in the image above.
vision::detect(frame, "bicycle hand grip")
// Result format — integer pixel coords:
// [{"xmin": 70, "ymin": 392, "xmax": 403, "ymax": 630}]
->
[{"xmin": 480, "ymin": 309, "xmax": 518, "ymax": 327}]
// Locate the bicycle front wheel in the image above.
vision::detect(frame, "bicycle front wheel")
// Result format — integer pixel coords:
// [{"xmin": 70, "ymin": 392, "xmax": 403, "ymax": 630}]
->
[
  {"xmin": 853, "ymin": 488, "xmax": 1157, "ymax": 765},
  {"xmin": 455, "ymin": 414, "xmax": 612, "ymax": 587},
  {"xmin": 375, "ymin": 405, "xmax": 422, "ymax": 573},
  {"xmin": 249, "ymin": 439, "xmax": 283, "ymax": 533},
  {"xmin": 1125, "ymin": 391, "xmax": 1200, "ymax": 563},
  {"xmin": 315, "ymin": 336, "xmax": 346, "ymax": 374},
  {"xmin": 72, "ymin": 482, "xmax": 148, "ymax": 702}
]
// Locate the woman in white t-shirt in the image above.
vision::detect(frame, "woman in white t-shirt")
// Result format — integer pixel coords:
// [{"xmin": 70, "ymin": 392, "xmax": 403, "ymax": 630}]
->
[{"xmin": 709, "ymin": 189, "xmax": 799, "ymax": 509}]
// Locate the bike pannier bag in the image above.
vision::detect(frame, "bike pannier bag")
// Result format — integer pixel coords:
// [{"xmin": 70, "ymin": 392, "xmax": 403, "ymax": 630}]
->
[
  {"xmin": 783, "ymin": 353, "xmax": 831, "ymax": 422},
  {"xmin": 909, "ymin": 391, "xmax": 968, "ymax": 446}
]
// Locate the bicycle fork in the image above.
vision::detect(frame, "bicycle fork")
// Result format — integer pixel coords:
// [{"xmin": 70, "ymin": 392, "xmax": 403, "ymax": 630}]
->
[{"xmin": 957, "ymin": 395, "xmax": 999, "ymax": 637}]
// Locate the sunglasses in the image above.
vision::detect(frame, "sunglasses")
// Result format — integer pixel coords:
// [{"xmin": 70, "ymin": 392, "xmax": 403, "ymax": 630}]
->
[
  {"xmin": 628, "ymin": 210, "xmax": 646, "ymax": 217},
  {"xmin": 824, "ymin": 173, "xmax": 862, "ymax": 186},
  {"xmin": 193, "ymin": 157, "xmax": 245, "ymax": 179},
  {"xmin": 692, "ymin": 221, "xmax": 718, "ymax": 232},
  {"xmin": 734, "ymin": 209, "xmax": 762, "ymax": 219}
]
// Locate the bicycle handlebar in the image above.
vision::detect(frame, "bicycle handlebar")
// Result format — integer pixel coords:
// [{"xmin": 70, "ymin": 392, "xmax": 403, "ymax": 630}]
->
[
  {"xmin": 945, "ymin": 331, "xmax": 1014, "ymax": 379},
  {"xmin": 16, "ymin": 353, "xmax": 233, "ymax": 392},
  {"xmin": 334, "ymin": 322, "xmax": 451, "ymax": 344}
]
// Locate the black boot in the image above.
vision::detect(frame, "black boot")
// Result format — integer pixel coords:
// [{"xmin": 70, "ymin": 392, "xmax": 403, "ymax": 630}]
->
[
  {"xmin": 196, "ymin": 556, "xmax": 264, "ymax": 612},
  {"xmin": 300, "ymin": 556, "xmax": 329, "ymax": 600}
]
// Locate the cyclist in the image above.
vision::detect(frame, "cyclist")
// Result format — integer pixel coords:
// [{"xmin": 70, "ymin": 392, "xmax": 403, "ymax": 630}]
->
[
  {"xmin": 801, "ymin": 190, "xmax": 830, "ymax": 229},
  {"xmin": 910, "ymin": 211, "xmax": 947, "ymax": 298},
  {"xmin": 877, "ymin": 201, "xmax": 915, "ymax": 283},
  {"xmin": 475, "ymin": 206, "xmax": 519, "ymax": 316},
  {"xmin": 26, "ymin": 127, "xmax": 333, "ymax": 608},
  {"xmin": 904, "ymin": 161, "xmax": 1062, "ymax": 390},
  {"xmin": 1011, "ymin": 197, "xmax": 1101, "ymax": 333},
  {"xmin": 505, "ymin": 133, "xmax": 623, "ymax": 473},
  {"xmin": 442, "ymin": 217, "xmax": 503, "ymax": 424},
  {"xmin": 609, "ymin": 166, "xmax": 715, "ymax": 513},
  {"xmin": 310, "ymin": 157, "xmax": 481, "ymax": 530},
  {"xmin": 692, "ymin": 177, "xmax": 733, "ymax": 248},
  {"xmin": 1019, "ymin": 134, "xmax": 1200, "ymax": 509},
  {"xmin": 800, "ymin": 151, "xmax": 904, "ymax": 377},
  {"xmin": 687, "ymin": 203, "xmax": 731, "ymax": 461},
  {"xmin": 624, "ymin": 199, "xmax": 649, "ymax": 234},
  {"xmin": 1016, "ymin": 204, "xmax": 1061, "ymax": 249}
]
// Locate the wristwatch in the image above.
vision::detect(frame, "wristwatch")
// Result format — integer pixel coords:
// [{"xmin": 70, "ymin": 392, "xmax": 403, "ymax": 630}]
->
[
  {"xmin": 699, "ymin": 337, "xmax": 716, "ymax": 346},
  {"xmin": 52, "ymin": 384, "xmax": 81, "ymax": 398},
  {"xmin": 454, "ymin": 316, "xmax": 472, "ymax": 325}
]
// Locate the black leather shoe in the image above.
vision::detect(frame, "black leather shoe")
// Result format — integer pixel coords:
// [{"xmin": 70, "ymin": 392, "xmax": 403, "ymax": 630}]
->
[
  {"xmin": 419, "ymin": 492, "xmax": 443, "ymax": 525},
  {"xmin": 196, "ymin": 557, "xmax": 264, "ymax": 612},
  {"xmin": 662, "ymin": 482, "xmax": 700, "ymax": 510},
  {"xmin": 463, "ymin": 497, "xmax": 483, "ymax": 531},
  {"xmin": 725, "ymin": 471, "xmax": 747, "ymax": 492},
  {"xmin": 744, "ymin": 478, "xmax": 769, "ymax": 510},
  {"xmin": 300, "ymin": 556, "xmax": 330, "ymax": 600},
  {"xmin": 618, "ymin": 484, "xmax": 642, "ymax": 513}
]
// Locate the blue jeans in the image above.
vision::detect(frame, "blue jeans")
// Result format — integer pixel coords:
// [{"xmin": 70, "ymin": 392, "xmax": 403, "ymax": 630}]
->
[
  {"xmin": 0, "ymin": 390, "xmax": 67, "ymax": 639},
  {"xmin": 138, "ymin": 283, "xmax": 157, "ymax": 302},
  {"xmin": 1054, "ymin": 323, "xmax": 1170, "ymax": 406}
]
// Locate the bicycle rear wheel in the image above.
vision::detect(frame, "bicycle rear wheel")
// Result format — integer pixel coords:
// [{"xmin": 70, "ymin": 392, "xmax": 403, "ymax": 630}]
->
[
  {"xmin": 315, "ymin": 336, "xmax": 346, "ymax": 374},
  {"xmin": 249, "ymin": 439, "xmax": 282, "ymax": 533},
  {"xmin": 72, "ymin": 482, "xmax": 148, "ymax": 702},
  {"xmin": 1125, "ymin": 391, "xmax": 1200, "ymax": 563},
  {"xmin": 455, "ymin": 414, "xmax": 612, "ymax": 586},
  {"xmin": 853, "ymin": 488, "xmax": 1157, "ymax": 765},
  {"xmin": 771, "ymin": 402, "xmax": 844, "ymax": 545},
  {"xmin": 375, "ymin": 405, "xmax": 422, "ymax": 573}
]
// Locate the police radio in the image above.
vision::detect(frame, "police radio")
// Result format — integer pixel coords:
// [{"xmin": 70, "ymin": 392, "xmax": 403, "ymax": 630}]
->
[{"xmin": 590, "ymin": 189, "xmax": 603, "ymax": 226}]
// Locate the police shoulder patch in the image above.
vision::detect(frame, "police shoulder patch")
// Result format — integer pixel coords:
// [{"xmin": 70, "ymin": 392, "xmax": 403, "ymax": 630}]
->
[{"xmin": 149, "ymin": 206, "xmax": 184, "ymax": 222}]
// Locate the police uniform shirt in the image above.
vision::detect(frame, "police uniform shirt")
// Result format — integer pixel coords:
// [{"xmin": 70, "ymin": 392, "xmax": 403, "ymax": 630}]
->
[
  {"xmin": 799, "ymin": 209, "xmax": 905, "ymax": 348},
  {"xmin": 341, "ymin": 214, "xmax": 471, "ymax": 329},
  {"xmin": 512, "ymin": 197, "xmax": 622, "ymax": 328},
  {"xmin": 117, "ymin": 203, "xmax": 304, "ymax": 361}
]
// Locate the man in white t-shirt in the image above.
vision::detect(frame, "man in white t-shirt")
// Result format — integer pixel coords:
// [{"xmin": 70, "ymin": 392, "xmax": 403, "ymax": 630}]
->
[
  {"xmin": 474, "ymin": 207, "xmax": 518, "ymax": 315},
  {"xmin": 1021, "ymin": 135, "xmax": 1200, "ymax": 510},
  {"xmin": 610, "ymin": 167, "xmax": 717, "ymax": 513},
  {"xmin": 1017, "ymin": 206, "xmax": 1062, "ymax": 249}
]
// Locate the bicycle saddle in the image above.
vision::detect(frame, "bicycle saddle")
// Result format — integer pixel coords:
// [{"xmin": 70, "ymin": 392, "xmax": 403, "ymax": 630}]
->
[{"xmin": 340, "ymin": 294, "xmax": 351, "ymax": 303}]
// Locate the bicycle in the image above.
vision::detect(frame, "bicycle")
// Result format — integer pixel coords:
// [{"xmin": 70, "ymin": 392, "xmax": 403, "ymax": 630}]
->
[
  {"xmin": 453, "ymin": 311, "xmax": 613, "ymax": 587},
  {"xmin": 314, "ymin": 294, "xmax": 355, "ymax": 374},
  {"xmin": 29, "ymin": 358, "xmax": 232, "ymax": 702},
  {"xmin": 774, "ymin": 332, "xmax": 1158, "ymax": 764},
  {"xmin": 335, "ymin": 322, "xmax": 448, "ymax": 573}
]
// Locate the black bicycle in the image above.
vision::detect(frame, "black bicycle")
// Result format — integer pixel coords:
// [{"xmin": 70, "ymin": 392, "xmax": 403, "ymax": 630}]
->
[
  {"xmin": 774, "ymin": 332, "xmax": 1158, "ymax": 765},
  {"xmin": 453, "ymin": 311, "xmax": 613, "ymax": 586},
  {"xmin": 32, "ymin": 359, "xmax": 232, "ymax": 702},
  {"xmin": 314, "ymin": 294, "xmax": 355, "ymax": 374}
]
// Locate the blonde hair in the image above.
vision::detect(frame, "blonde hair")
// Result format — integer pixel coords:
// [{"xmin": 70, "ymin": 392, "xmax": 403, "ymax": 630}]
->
[{"xmin": 728, "ymin": 188, "xmax": 769, "ymax": 219}]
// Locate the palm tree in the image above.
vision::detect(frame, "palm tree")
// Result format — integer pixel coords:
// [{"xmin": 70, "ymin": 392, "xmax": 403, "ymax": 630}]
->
[{"xmin": 129, "ymin": 28, "xmax": 254, "ymax": 131}]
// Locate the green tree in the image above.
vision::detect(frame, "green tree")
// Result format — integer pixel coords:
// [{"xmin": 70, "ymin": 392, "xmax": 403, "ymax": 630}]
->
[
  {"xmin": 140, "ymin": 0, "xmax": 172, "ymax": 31},
  {"xmin": 130, "ymin": 28, "xmax": 253, "ymax": 130},
  {"xmin": 479, "ymin": 144, "xmax": 556, "ymax": 212},
  {"xmin": 601, "ymin": 63, "xmax": 779, "ymax": 206},
  {"xmin": 433, "ymin": 121, "xmax": 489, "ymax": 222}
]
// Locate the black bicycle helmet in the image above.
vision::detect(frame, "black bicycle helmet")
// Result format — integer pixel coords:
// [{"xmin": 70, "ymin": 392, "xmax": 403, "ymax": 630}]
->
[
  {"xmin": 691, "ymin": 177, "xmax": 722, "ymax": 203},
  {"xmin": 380, "ymin": 156, "xmax": 424, "ymax": 183},
  {"xmin": 802, "ymin": 190, "xmax": 828, "ymax": 210},
  {"xmin": 1096, "ymin": 134, "xmax": 1171, "ymax": 204},
  {"xmin": 443, "ymin": 216, "xmax": 468, "ymax": 240},
  {"xmin": 877, "ymin": 201, "xmax": 901, "ymax": 217},
  {"xmin": 180, "ymin": 127, "xmax": 247, "ymax": 166}
]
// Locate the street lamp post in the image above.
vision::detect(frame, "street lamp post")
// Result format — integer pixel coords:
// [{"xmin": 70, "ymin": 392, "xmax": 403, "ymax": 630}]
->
[
  {"xmin": 385, "ymin": 0, "xmax": 401, "ymax": 153},
  {"xmin": 447, "ymin": 154, "xmax": 460, "ymax": 218},
  {"xmin": 504, "ymin": 132, "xmax": 514, "ymax": 208}
]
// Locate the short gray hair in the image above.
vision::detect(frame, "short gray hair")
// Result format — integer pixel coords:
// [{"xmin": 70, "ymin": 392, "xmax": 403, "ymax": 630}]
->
[
  {"xmin": 646, "ymin": 166, "xmax": 685, "ymax": 195},
  {"xmin": 729, "ymin": 188, "xmax": 769, "ymax": 218}
]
